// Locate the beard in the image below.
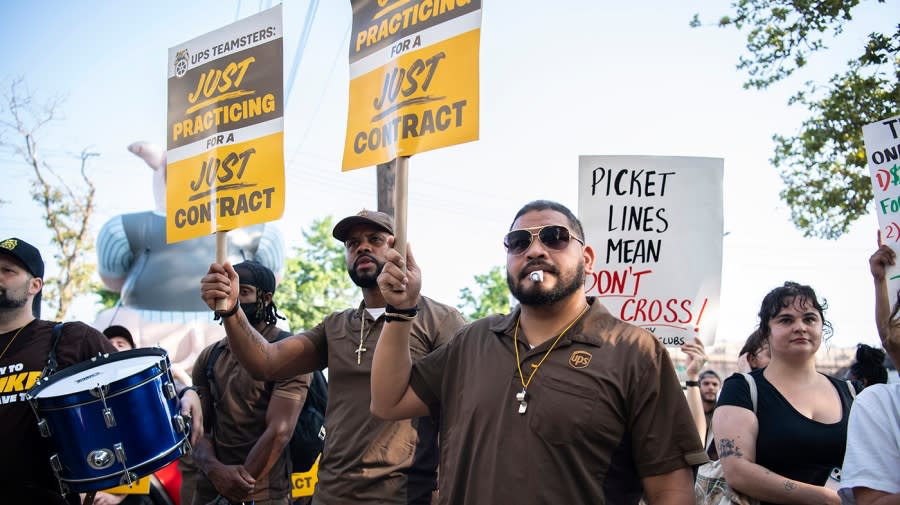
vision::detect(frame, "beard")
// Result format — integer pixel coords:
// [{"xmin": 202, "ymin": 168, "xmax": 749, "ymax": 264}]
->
[
  {"xmin": 507, "ymin": 259, "xmax": 585, "ymax": 306},
  {"xmin": 0, "ymin": 288, "xmax": 28, "ymax": 310},
  {"xmin": 348, "ymin": 254, "xmax": 384, "ymax": 288}
]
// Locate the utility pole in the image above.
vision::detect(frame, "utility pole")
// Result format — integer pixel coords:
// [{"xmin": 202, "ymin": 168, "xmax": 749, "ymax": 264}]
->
[{"xmin": 376, "ymin": 161, "xmax": 395, "ymax": 217}]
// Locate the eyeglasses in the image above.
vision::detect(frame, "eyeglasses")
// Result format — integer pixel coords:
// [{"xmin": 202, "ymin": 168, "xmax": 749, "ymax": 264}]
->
[{"xmin": 503, "ymin": 225, "xmax": 584, "ymax": 255}]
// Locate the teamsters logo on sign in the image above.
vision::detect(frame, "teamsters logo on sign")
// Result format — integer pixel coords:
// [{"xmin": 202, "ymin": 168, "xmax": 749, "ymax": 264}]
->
[
  {"xmin": 342, "ymin": 0, "xmax": 482, "ymax": 171},
  {"xmin": 166, "ymin": 5, "xmax": 284, "ymax": 244}
]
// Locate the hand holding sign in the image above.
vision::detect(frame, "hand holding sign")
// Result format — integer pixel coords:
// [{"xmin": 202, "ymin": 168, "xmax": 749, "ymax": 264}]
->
[{"xmin": 865, "ymin": 114, "xmax": 900, "ymax": 295}]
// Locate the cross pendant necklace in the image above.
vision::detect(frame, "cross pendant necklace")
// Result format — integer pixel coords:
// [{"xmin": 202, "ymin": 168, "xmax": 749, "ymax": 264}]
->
[
  {"xmin": 355, "ymin": 342, "xmax": 368, "ymax": 365},
  {"xmin": 356, "ymin": 316, "xmax": 368, "ymax": 365}
]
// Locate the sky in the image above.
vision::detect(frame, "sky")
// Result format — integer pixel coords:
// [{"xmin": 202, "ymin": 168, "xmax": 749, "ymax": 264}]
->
[{"xmin": 0, "ymin": 0, "xmax": 892, "ymax": 352}]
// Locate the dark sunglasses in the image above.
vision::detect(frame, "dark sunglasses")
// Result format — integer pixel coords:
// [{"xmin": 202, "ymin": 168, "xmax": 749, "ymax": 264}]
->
[{"xmin": 503, "ymin": 225, "xmax": 584, "ymax": 255}]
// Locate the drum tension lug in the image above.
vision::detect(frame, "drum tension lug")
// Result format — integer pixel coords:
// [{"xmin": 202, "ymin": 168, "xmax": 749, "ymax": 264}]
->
[
  {"xmin": 114, "ymin": 443, "xmax": 127, "ymax": 464},
  {"xmin": 173, "ymin": 414, "xmax": 187, "ymax": 434},
  {"xmin": 119, "ymin": 472, "xmax": 139, "ymax": 487},
  {"xmin": 103, "ymin": 408, "xmax": 117, "ymax": 428},
  {"xmin": 37, "ymin": 418, "xmax": 51, "ymax": 437},
  {"xmin": 164, "ymin": 382, "xmax": 177, "ymax": 400},
  {"xmin": 49, "ymin": 454, "xmax": 62, "ymax": 473},
  {"xmin": 113, "ymin": 442, "xmax": 135, "ymax": 487}
]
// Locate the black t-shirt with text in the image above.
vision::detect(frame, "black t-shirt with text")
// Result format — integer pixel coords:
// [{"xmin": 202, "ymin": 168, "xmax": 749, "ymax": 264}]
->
[{"xmin": 0, "ymin": 320, "xmax": 115, "ymax": 501}]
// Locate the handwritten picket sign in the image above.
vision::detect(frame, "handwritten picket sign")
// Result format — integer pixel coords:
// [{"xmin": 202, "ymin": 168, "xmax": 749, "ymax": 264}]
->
[
  {"xmin": 578, "ymin": 155, "xmax": 724, "ymax": 347},
  {"xmin": 865, "ymin": 114, "xmax": 900, "ymax": 294}
]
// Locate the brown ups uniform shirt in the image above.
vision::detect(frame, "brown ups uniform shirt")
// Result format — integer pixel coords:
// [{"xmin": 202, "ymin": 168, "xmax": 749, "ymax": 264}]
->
[
  {"xmin": 193, "ymin": 327, "xmax": 312, "ymax": 504},
  {"xmin": 305, "ymin": 295, "xmax": 464, "ymax": 505},
  {"xmin": 409, "ymin": 298, "xmax": 708, "ymax": 505}
]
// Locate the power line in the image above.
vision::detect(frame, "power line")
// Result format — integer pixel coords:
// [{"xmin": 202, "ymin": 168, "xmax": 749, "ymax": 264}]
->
[{"xmin": 285, "ymin": 0, "xmax": 320, "ymax": 107}]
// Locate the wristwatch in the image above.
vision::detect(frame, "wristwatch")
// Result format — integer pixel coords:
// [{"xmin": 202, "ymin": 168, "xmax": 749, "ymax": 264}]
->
[{"xmin": 685, "ymin": 380, "xmax": 700, "ymax": 387}]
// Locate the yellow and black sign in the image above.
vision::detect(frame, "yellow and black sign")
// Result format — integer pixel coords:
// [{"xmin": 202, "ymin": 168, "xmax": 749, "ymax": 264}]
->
[
  {"xmin": 166, "ymin": 5, "xmax": 284, "ymax": 242},
  {"xmin": 166, "ymin": 134, "xmax": 284, "ymax": 243},
  {"xmin": 291, "ymin": 456, "xmax": 320, "ymax": 498},
  {"xmin": 102, "ymin": 476, "xmax": 151, "ymax": 495},
  {"xmin": 343, "ymin": 0, "xmax": 481, "ymax": 170}
]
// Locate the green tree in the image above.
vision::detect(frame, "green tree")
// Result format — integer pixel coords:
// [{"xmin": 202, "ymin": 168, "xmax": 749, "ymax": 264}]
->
[
  {"xmin": 0, "ymin": 78, "xmax": 99, "ymax": 319},
  {"xmin": 95, "ymin": 288, "xmax": 120, "ymax": 310},
  {"xmin": 457, "ymin": 266, "xmax": 511, "ymax": 321},
  {"xmin": 276, "ymin": 216, "xmax": 357, "ymax": 332},
  {"xmin": 692, "ymin": 1, "xmax": 899, "ymax": 238}
]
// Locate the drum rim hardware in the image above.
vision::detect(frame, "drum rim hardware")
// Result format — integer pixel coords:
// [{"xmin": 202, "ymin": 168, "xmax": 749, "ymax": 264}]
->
[
  {"xmin": 55, "ymin": 435, "xmax": 188, "ymax": 486},
  {"xmin": 29, "ymin": 367, "xmax": 170, "ymax": 410}
]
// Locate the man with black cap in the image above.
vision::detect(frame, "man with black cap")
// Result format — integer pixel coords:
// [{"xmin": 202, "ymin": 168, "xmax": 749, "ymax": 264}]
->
[
  {"xmin": 103, "ymin": 324, "xmax": 137, "ymax": 351},
  {"xmin": 192, "ymin": 260, "xmax": 311, "ymax": 505},
  {"xmin": 200, "ymin": 210, "xmax": 465, "ymax": 504},
  {"xmin": 0, "ymin": 237, "xmax": 204, "ymax": 504}
]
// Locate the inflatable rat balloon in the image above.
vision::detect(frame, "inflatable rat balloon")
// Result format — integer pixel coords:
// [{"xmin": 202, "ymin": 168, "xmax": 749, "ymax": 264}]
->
[{"xmin": 94, "ymin": 141, "xmax": 285, "ymax": 378}]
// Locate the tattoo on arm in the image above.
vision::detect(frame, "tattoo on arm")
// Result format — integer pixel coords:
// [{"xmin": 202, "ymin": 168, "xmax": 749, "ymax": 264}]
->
[
  {"xmin": 238, "ymin": 316, "xmax": 269, "ymax": 363},
  {"xmin": 717, "ymin": 438, "xmax": 743, "ymax": 459},
  {"xmin": 783, "ymin": 480, "xmax": 796, "ymax": 491}
]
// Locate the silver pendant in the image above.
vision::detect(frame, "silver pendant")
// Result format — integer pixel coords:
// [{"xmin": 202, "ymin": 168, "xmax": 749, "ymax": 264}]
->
[{"xmin": 516, "ymin": 389, "xmax": 528, "ymax": 414}]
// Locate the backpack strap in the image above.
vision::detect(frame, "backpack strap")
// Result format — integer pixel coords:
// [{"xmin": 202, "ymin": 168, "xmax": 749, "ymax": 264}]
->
[
  {"xmin": 741, "ymin": 372, "xmax": 758, "ymax": 414},
  {"xmin": 40, "ymin": 323, "xmax": 65, "ymax": 381},
  {"xmin": 204, "ymin": 341, "xmax": 226, "ymax": 430},
  {"xmin": 845, "ymin": 380, "xmax": 858, "ymax": 401},
  {"xmin": 205, "ymin": 341, "xmax": 226, "ymax": 397}
]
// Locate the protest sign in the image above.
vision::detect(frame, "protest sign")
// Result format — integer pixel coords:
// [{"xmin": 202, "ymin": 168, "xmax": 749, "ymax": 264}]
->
[
  {"xmin": 343, "ymin": 0, "xmax": 481, "ymax": 171},
  {"xmin": 865, "ymin": 114, "xmax": 900, "ymax": 294},
  {"xmin": 579, "ymin": 155, "xmax": 724, "ymax": 346},
  {"xmin": 166, "ymin": 5, "xmax": 284, "ymax": 243}
]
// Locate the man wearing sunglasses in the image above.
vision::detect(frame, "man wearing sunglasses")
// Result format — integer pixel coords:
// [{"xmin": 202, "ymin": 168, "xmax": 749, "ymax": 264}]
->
[
  {"xmin": 200, "ymin": 210, "xmax": 465, "ymax": 505},
  {"xmin": 370, "ymin": 200, "xmax": 707, "ymax": 504}
]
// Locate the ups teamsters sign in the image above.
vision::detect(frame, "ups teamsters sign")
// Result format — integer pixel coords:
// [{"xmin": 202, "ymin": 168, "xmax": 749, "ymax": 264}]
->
[
  {"xmin": 343, "ymin": 0, "xmax": 482, "ymax": 170},
  {"xmin": 166, "ymin": 5, "xmax": 284, "ymax": 243}
]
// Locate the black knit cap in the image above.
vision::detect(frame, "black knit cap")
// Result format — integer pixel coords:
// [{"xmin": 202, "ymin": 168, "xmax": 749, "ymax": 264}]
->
[{"xmin": 233, "ymin": 260, "xmax": 276, "ymax": 293}]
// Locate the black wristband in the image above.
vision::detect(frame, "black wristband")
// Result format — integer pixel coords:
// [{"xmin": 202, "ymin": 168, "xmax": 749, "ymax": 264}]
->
[
  {"xmin": 384, "ymin": 304, "xmax": 418, "ymax": 323},
  {"xmin": 177, "ymin": 385, "xmax": 198, "ymax": 399},
  {"xmin": 385, "ymin": 304, "xmax": 418, "ymax": 316},
  {"xmin": 215, "ymin": 301, "xmax": 240, "ymax": 319},
  {"xmin": 685, "ymin": 380, "xmax": 700, "ymax": 387}
]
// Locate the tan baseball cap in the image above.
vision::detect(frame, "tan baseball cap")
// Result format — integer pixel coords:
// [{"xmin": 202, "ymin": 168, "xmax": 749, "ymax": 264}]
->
[{"xmin": 332, "ymin": 209, "xmax": 395, "ymax": 241}]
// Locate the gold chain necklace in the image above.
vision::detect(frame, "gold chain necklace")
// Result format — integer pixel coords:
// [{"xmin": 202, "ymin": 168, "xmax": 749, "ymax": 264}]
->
[
  {"xmin": 513, "ymin": 304, "xmax": 589, "ymax": 414},
  {"xmin": 0, "ymin": 322, "xmax": 31, "ymax": 362}
]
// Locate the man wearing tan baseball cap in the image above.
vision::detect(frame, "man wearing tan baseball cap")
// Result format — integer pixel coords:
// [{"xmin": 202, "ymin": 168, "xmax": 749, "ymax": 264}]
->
[{"xmin": 201, "ymin": 209, "xmax": 465, "ymax": 504}]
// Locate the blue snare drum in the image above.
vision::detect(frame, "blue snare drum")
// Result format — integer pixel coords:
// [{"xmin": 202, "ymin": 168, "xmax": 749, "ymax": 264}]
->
[{"xmin": 26, "ymin": 348, "xmax": 191, "ymax": 494}]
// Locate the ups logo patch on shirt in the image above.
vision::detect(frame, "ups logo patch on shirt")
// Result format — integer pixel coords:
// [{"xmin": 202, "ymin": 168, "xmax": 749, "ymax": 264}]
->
[{"xmin": 569, "ymin": 350, "xmax": 592, "ymax": 368}]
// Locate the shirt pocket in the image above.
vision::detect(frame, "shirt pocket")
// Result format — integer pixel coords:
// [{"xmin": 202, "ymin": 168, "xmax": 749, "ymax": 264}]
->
[{"xmin": 528, "ymin": 375, "xmax": 598, "ymax": 445}]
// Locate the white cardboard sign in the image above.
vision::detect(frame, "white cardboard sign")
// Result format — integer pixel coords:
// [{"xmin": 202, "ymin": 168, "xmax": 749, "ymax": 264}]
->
[
  {"xmin": 578, "ymin": 155, "xmax": 724, "ymax": 346},
  {"xmin": 866, "ymin": 114, "xmax": 900, "ymax": 297}
]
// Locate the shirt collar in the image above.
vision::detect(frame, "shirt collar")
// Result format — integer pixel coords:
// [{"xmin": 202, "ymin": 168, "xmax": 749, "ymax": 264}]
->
[{"xmin": 490, "ymin": 297, "xmax": 611, "ymax": 348}]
